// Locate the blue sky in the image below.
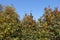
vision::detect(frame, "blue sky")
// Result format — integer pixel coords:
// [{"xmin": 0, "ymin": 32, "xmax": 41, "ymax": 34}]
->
[{"xmin": 0, "ymin": 0, "xmax": 60, "ymax": 20}]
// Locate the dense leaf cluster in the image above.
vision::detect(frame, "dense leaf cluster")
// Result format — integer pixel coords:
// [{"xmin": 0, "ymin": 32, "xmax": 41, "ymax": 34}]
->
[{"xmin": 0, "ymin": 5, "xmax": 60, "ymax": 40}]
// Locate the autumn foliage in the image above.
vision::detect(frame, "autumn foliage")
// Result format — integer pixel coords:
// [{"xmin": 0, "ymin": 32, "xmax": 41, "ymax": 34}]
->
[{"xmin": 0, "ymin": 4, "xmax": 60, "ymax": 40}]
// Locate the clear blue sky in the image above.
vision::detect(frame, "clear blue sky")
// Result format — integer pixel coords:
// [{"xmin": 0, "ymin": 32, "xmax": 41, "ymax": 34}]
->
[{"xmin": 0, "ymin": 0, "xmax": 60, "ymax": 20}]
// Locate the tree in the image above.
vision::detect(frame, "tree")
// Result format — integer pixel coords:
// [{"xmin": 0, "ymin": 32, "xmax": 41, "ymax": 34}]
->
[
  {"xmin": 0, "ymin": 5, "xmax": 21, "ymax": 40},
  {"xmin": 38, "ymin": 6, "xmax": 60, "ymax": 40},
  {"xmin": 1, "ymin": 4, "xmax": 60, "ymax": 40}
]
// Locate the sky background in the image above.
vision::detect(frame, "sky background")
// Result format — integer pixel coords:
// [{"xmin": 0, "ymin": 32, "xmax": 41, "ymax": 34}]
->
[{"xmin": 0, "ymin": 0, "xmax": 60, "ymax": 20}]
